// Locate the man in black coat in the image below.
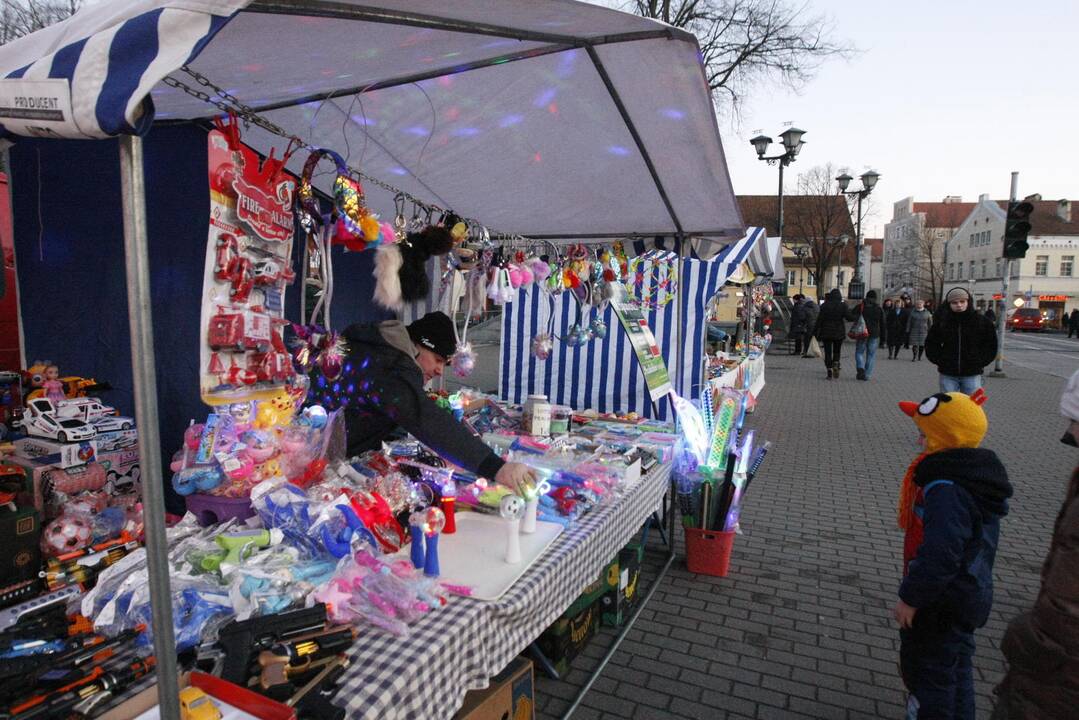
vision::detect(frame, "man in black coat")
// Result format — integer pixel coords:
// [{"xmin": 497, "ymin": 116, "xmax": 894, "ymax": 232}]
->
[
  {"xmin": 309, "ymin": 311, "xmax": 535, "ymax": 494},
  {"xmin": 788, "ymin": 294, "xmax": 809, "ymax": 355},
  {"xmin": 813, "ymin": 288, "xmax": 857, "ymax": 379},
  {"xmin": 925, "ymin": 288, "xmax": 998, "ymax": 395},
  {"xmin": 854, "ymin": 290, "xmax": 885, "ymax": 381},
  {"xmin": 1067, "ymin": 308, "xmax": 1079, "ymax": 338}
]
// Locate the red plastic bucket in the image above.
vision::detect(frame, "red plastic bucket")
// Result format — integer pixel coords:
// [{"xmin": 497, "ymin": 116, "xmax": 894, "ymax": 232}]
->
[{"xmin": 684, "ymin": 528, "xmax": 736, "ymax": 577}]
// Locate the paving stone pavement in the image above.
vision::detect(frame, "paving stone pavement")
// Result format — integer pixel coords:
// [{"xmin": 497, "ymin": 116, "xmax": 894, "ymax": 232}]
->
[{"xmin": 534, "ymin": 345, "xmax": 1073, "ymax": 719}]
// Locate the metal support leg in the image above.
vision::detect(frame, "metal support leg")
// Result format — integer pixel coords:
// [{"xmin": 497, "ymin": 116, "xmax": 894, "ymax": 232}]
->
[
  {"xmin": 559, "ymin": 481, "xmax": 677, "ymax": 720},
  {"xmin": 119, "ymin": 135, "xmax": 180, "ymax": 720}
]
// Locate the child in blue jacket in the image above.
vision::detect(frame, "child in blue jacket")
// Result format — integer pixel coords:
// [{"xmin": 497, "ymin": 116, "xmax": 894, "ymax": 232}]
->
[{"xmin": 894, "ymin": 388, "xmax": 1013, "ymax": 719}]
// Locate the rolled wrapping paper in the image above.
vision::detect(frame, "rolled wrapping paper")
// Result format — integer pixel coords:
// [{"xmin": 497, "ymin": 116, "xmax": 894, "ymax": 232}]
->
[
  {"xmin": 521, "ymin": 497, "xmax": 538, "ymax": 534},
  {"xmin": 500, "ymin": 495, "xmax": 525, "ymax": 564}
]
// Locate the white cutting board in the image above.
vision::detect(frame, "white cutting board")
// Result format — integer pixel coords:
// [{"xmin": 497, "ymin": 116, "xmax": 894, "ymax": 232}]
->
[{"xmin": 416, "ymin": 511, "xmax": 563, "ymax": 601}]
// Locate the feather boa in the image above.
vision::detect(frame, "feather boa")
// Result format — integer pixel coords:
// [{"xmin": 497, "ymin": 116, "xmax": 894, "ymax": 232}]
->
[{"xmin": 897, "ymin": 452, "xmax": 928, "ymax": 530}]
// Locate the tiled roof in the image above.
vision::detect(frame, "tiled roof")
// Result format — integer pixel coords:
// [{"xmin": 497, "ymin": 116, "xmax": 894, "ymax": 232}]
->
[
  {"xmin": 993, "ymin": 199, "xmax": 1079, "ymax": 237},
  {"xmin": 864, "ymin": 238, "xmax": 883, "ymax": 261},
  {"xmin": 737, "ymin": 195, "xmax": 855, "ymax": 239},
  {"xmin": 912, "ymin": 201, "xmax": 977, "ymax": 229}
]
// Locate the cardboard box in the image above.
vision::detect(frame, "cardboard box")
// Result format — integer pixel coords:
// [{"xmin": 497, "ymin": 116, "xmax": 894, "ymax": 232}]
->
[
  {"xmin": 14, "ymin": 436, "xmax": 97, "ymax": 469},
  {"xmin": 563, "ymin": 557, "xmax": 618, "ymax": 618},
  {"xmin": 454, "ymin": 657, "xmax": 534, "ymax": 720},
  {"xmin": 94, "ymin": 428, "xmax": 138, "ymax": 454},
  {"xmin": 97, "ymin": 448, "xmax": 141, "ymax": 503},
  {"xmin": 602, "ymin": 542, "xmax": 644, "ymax": 627},
  {"xmin": 0, "ymin": 507, "xmax": 41, "ymax": 586},
  {"xmin": 536, "ymin": 599, "xmax": 602, "ymax": 677},
  {"xmin": 4, "ymin": 454, "xmax": 57, "ymax": 514}
]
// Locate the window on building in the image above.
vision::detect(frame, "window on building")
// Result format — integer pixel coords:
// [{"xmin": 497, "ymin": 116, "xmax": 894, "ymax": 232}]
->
[
  {"xmin": 806, "ymin": 272, "xmax": 816, "ymax": 287},
  {"xmin": 969, "ymin": 260, "xmax": 975, "ymax": 279},
  {"xmin": 1063, "ymin": 256, "xmax": 1074, "ymax": 277},
  {"xmin": 957, "ymin": 263, "xmax": 963, "ymax": 280},
  {"xmin": 786, "ymin": 270, "xmax": 797, "ymax": 286},
  {"xmin": 996, "ymin": 259, "xmax": 1003, "ymax": 277},
  {"xmin": 980, "ymin": 259, "xmax": 987, "ymax": 278},
  {"xmin": 1036, "ymin": 255, "xmax": 1049, "ymax": 276},
  {"xmin": 947, "ymin": 263, "xmax": 953, "ymax": 280},
  {"xmin": 969, "ymin": 233, "xmax": 974, "ymax": 248}
]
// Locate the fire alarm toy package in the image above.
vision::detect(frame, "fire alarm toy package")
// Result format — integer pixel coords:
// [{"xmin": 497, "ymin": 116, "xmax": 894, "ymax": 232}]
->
[{"xmin": 201, "ymin": 115, "xmax": 297, "ymax": 406}]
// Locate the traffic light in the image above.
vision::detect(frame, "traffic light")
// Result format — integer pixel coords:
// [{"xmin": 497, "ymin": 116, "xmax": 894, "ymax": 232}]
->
[{"xmin": 1003, "ymin": 200, "xmax": 1034, "ymax": 259}]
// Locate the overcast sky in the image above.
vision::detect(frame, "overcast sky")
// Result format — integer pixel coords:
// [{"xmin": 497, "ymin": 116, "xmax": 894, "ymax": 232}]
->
[{"xmin": 711, "ymin": 0, "xmax": 1077, "ymax": 237}]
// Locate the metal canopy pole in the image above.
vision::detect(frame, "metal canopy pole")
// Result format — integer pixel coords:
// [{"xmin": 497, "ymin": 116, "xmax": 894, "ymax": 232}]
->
[{"xmin": 118, "ymin": 135, "xmax": 181, "ymax": 720}]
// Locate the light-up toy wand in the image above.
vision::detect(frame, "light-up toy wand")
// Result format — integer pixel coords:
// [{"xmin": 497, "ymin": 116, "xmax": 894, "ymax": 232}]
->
[
  {"xmin": 500, "ymin": 495, "xmax": 525, "ymax": 563},
  {"xmin": 422, "ymin": 506, "xmax": 446, "ymax": 577}
]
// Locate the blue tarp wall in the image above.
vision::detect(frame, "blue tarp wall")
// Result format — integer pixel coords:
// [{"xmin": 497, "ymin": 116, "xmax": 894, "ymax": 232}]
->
[{"xmin": 9, "ymin": 125, "xmax": 390, "ymax": 511}]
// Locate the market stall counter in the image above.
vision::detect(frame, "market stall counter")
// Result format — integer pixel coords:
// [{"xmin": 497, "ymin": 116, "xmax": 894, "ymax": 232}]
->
[{"xmin": 333, "ymin": 461, "xmax": 672, "ymax": 719}]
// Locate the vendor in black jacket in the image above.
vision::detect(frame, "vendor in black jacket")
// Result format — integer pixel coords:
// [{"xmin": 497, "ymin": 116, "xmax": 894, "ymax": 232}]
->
[
  {"xmin": 310, "ymin": 311, "xmax": 535, "ymax": 494},
  {"xmin": 924, "ymin": 287, "xmax": 998, "ymax": 395}
]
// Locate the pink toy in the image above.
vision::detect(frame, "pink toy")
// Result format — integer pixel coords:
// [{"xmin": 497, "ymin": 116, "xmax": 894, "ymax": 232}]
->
[
  {"xmin": 48, "ymin": 463, "xmax": 107, "ymax": 494},
  {"xmin": 529, "ymin": 257, "xmax": 551, "ymax": 282}
]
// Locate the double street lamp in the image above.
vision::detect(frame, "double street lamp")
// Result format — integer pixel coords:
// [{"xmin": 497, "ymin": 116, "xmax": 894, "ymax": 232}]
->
[
  {"xmin": 791, "ymin": 245, "xmax": 809, "ymax": 294},
  {"xmin": 836, "ymin": 169, "xmax": 880, "ymax": 300},
  {"xmin": 827, "ymin": 235, "xmax": 849, "ymax": 292},
  {"xmin": 750, "ymin": 127, "xmax": 807, "ymax": 243}
]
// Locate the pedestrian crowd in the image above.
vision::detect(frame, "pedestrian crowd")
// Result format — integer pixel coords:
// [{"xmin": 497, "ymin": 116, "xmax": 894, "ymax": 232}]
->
[{"xmin": 783, "ymin": 286, "xmax": 1079, "ymax": 719}]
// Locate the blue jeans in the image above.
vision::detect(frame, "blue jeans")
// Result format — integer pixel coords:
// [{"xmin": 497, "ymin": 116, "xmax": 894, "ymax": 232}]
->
[
  {"xmin": 855, "ymin": 337, "xmax": 879, "ymax": 378},
  {"xmin": 939, "ymin": 374, "xmax": 982, "ymax": 394}
]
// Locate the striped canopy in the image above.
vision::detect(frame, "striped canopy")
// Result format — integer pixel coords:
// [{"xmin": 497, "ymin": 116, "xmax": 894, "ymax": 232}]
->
[
  {"xmin": 499, "ymin": 228, "xmax": 764, "ymax": 418},
  {"xmin": 0, "ymin": 0, "xmax": 744, "ymax": 240}
]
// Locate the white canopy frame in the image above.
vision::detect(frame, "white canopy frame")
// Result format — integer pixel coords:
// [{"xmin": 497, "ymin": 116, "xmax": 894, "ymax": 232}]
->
[{"xmin": 0, "ymin": 3, "xmax": 745, "ymax": 716}]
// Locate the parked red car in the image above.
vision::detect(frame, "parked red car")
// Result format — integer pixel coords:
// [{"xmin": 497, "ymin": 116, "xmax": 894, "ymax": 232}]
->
[{"xmin": 1010, "ymin": 308, "xmax": 1046, "ymax": 332}]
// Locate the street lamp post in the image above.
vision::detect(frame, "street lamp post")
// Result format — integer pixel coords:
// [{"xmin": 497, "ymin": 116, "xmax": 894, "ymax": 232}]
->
[
  {"xmin": 751, "ymin": 127, "xmax": 807, "ymax": 243},
  {"xmin": 836, "ymin": 170, "xmax": 880, "ymax": 301},
  {"xmin": 792, "ymin": 245, "xmax": 809, "ymax": 294},
  {"xmin": 827, "ymin": 235, "xmax": 849, "ymax": 293}
]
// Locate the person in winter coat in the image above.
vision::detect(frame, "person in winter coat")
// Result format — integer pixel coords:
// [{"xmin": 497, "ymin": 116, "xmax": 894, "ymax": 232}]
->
[
  {"xmin": 788, "ymin": 294, "xmax": 809, "ymax": 355},
  {"xmin": 886, "ymin": 298, "xmax": 906, "ymax": 359},
  {"xmin": 813, "ymin": 288, "xmax": 857, "ymax": 379},
  {"xmin": 895, "ymin": 388, "xmax": 1013, "ymax": 720},
  {"xmin": 925, "ymin": 288, "xmax": 999, "ymax": 394},
  {"xmin": 985, "ymin": 306, "xmax": 997, "ymax": 326},
  {"xmin": 309, "ymin": 311, "xmax": 535, "ymax": 494},
  {"xmin": 854, "ymin": 290, "xmax": 885, "ymax": 381},
  {"xmin": 991, "ymin": 369, "xmax": 1079, "ymax": 719},
  {"xmin": 802, "ymin": 296, "xmax": 819, "ymax": 358},
  {"xmin": 1067, "ymin": 308, "xmax": 1079, "ymax": 338},
  {"xmin": 900, "ymin": 296, "xmax": 914, "ymax": 349},
  {"xmin": 907, "ymin": 299, "xmax": 933, "ymax": 361}
]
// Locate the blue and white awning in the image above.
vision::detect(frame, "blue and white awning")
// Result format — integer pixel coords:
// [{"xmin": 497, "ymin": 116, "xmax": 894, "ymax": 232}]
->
[
  {"xmin": 0, "ymin": 1, "xmax": 245, "ymax": 138},
  {"xmin": 714, "ymin": 226, "xmax": 765, "ymax": 283}
]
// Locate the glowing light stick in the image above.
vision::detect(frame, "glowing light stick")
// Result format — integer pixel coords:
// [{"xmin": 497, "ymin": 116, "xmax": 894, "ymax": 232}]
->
[
  {"xmin": 670, "ymin": 392, "xmax": 708, "ymax": 465},
  {"xmin": 723, "ymin": 431, "xmax": 756, "ymax": 531},
  {"xmin": 706, "ymin": 394, "xmax": 738, "ymax": 470},
  {"xmin": 520, "ymin": 478, "xmax": 551, "ymax": 534},
  {"xmin": 440, "ymin": 481, "xmax": 457, "ymax": 535},
  {"xmin": 500, "ymin": 495, "xmax": 525, "ymax": 564}
]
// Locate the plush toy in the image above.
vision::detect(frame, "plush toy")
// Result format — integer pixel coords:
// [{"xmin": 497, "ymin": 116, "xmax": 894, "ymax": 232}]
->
[{"xmin": 374, "ymin": 225, "xmax": 455, "ymax": 311}]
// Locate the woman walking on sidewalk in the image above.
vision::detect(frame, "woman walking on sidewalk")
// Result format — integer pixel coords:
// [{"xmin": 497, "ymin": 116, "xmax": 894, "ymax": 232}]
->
[
  {"xmin": 907, "ymin": 300, "xmax": 933, "ymax": 361},
  {"xmin": 814, "ymin": 288, "xmax": 856, "ymax": 379}
]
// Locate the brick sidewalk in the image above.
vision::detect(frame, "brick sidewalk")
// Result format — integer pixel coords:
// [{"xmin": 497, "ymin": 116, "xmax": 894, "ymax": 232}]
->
[{"xmin": 536, "ymin": 346, "xmax": 1073, "ymax": 719}]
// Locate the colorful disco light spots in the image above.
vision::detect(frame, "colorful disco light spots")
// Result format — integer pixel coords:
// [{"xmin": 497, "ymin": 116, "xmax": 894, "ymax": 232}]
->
[
  {"xmin": 451, "ymin": 127, "xmax": 480, "ymax": 137},
  {"xmin": 533, "ymin": 152, "xmax": 542, "ymax": 163},
  {"xmin": 404, "ymin": 126, "xmax": 430, "ymax": 136},
  {"xmin": 607, "ymin": 145, "xmax": 631, "ymax": 157},
  {"xmin": 445, "ymin": 106, "xmax": 460, "ymax": 121},
  {"xmin": 499, "ymin": 114, "xmax": 524, "ymax": 128},
  {"xmin": 388, "ymin": 167, "xmax": 408, "ymax": 176},
  {"xmin": 534, "ymin": 88, "xmax": 557, "ymax": 108},
  {"xmin": 547, "ymin": 103, "xmax": 558, "ymax": 115},
  {"xmin": 350, "ymin": 115, "xmax": 377, "ymax": 127},
  {"xmin": 241, "ymin": 64, "xmax": 264, "ymax": 73},
  {"xmin": 661, "ymin": 108, "xmax": 686, "ymax": 120}
]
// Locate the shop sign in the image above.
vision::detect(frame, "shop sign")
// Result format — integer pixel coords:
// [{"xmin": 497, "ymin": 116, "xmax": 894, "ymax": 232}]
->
[
  {"xmin": 609, "ymin": 284, "xmax": 672, "ymax": 402},
  {"xmin": 0, "ymin": 78, "xmax": 74, "ymax": 138},
  {"xmin": 1039, "ymin": 295, "xmax": 1069, "ymax": 302}
]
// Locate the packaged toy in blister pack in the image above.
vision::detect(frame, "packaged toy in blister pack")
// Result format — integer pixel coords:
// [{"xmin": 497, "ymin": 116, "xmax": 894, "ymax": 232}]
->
[{"xmin": 202, "ymin": 116, "xmax": 298, "ymax": 407}]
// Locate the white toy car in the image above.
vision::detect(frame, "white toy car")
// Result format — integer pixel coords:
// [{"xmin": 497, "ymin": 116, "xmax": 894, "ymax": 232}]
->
[
  {"xmin": 57, "ymin": 398, "xmax": 116, "ymax": 422},
  {"xmin": 24, "ymin": 412, "xmax": 97, "ymax": 443},
  {"xmin": 92, "ymin": 415, "xmax": 134, "ymax": 433}
]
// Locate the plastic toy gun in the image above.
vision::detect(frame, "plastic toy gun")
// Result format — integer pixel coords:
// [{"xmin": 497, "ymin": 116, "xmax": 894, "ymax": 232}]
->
[{"xmin": 212, "ymin": 603, "xmax": 329, "ymax": 685}]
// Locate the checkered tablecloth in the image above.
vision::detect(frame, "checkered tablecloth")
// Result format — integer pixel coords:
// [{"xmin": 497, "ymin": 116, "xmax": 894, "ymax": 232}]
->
[{"xmin": 334, "ymin": 462, "xmax": 672, "ymax": 720}]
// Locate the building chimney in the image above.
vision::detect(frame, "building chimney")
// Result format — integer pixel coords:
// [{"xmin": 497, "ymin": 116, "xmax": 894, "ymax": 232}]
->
[
  {"xmin": 1025, "ymin": 193, "xmax": 1043, "ymax": 202},
  {"xmin": 943, "ymin": 195, "xmax": 963, "ymax": 204},
  {"xmin": 1059, "ymin": 199, "xmax": 1072, "ymax": 223},
  {"xmin": 979, "ymin": 193, "xmax": 990, "ymax": 202}
]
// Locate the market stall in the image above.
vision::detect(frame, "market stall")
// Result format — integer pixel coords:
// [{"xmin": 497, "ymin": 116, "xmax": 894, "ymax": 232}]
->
[{"xmin": 0, "ymin": 2, "xmax": 744, "ymax": 718}]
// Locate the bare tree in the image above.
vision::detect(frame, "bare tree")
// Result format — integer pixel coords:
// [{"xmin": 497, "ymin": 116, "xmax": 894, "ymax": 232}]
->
[
  {"xmin": 1, "ymin": 0, "xmax": 81, "ymax": 46},
  {"xmin": 782, "ymin": 163, "xmax": 856, "ymax": 300},
  {"xmin": 914, "ymin": 226, "xmax": 946, "ymax": 305},
  {"xmin": 627, "ymin": 0, "xmax": 854, "ymax": 111}
]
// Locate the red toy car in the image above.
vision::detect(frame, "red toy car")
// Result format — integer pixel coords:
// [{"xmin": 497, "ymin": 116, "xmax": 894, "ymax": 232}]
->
[
  {"xmin": 207, "ymin": 309, "xmax": 272, "ymax": 352},
  {"xmin": 1009, "ymin": 307, "xmax": 1045, "ymax": 332}
]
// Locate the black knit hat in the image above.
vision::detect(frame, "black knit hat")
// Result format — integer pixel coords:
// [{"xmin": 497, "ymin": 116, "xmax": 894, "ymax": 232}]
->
[{"xmin": 407, "ymin": 312, "xmax": 456, "ymax": 359}]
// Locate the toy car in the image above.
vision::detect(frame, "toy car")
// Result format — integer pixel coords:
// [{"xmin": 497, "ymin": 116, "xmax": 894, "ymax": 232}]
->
[
  {"xmin": 91, "ymin": 415, "xmax": 134, "ymax": 432},
  {"xmin": 207, "ymin": 309, "xmax": 272, "ymax": 352},
  {"xmin": 56, "ymin": 398, "xmax": 115, "ymax": 422},
  {"xmin": 179, "ymin": 687, "xmax": 222, "ymax": 720},
  {"xmin": 24, "ymin": 412, "xmax": 97, "ymax": 443}
]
